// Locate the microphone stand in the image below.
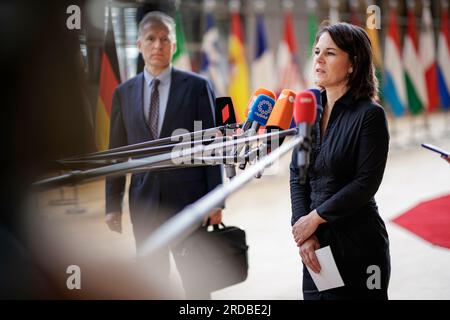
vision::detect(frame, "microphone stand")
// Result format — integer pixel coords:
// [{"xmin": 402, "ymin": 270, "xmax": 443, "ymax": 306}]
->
[
  {"xmin": 32, "ymin": 129, "xmax": 298, "ymax": 192},
  {"xmin": 62, "ymin": 123, "xmax": 240, "ymax": 162},
  {"xmin": 138, "ymin": 135, "xmax": 304, "ymax": 258}
]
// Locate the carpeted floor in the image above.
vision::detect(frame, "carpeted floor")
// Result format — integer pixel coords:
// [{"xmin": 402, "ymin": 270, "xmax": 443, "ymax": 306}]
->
[{"xmin": 392, "ymin": 194, "xmax": 450, "ymax": 249}]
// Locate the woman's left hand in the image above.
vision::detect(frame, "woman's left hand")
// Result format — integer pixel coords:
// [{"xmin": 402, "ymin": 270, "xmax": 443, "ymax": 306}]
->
[{"xmin": 292, "ymin": 210, "xmax": 326, "ymax": 246}]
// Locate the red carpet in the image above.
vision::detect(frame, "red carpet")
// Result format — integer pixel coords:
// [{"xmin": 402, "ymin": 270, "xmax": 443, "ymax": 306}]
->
[{"xmin": 392, "ymin": 194, "xmax": 450, "ymax": 249}]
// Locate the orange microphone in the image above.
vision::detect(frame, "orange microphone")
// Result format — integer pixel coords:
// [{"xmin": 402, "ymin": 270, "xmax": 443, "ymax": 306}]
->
[
  {"xmin": 264, "ymin": 89, "xmax": 296, "ymax": 147},
  {"xmin": 266, "ymin": 89, "xmax": 296, "ymax": 131}
]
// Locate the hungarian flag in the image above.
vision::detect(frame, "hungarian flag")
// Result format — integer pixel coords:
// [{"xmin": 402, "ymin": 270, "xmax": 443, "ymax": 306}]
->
[
  {"xmin": 304, "ymin": 1, "xmax": 318, "ymax": 88},
  {"xmin": 383, "ymin": 7, "xmax": 407, "ymax": 117},
  {"xmin": 96, "ymin": 8, "xmax": 121, "ymax": 151},
  {"xmin": 172, "ymin": 9, "xmax": 191, "ymax": 71},
  {"xmin": 437, "ymin": 1, "xmax": 450, "ymax": 110},
  {"xmin": 403, "ymin": 5, "xmax": 427, "ymax": 115},
  {"xmin": 276, "ymin": 8, "xmax": 304, "ymax": 94},
  {"xmin": 228, "ymin": 5, "xmax": 250, "ymax": 123},
  {"xmin": 252, "ymin": 12, "xmax": 274, "ymax": 92},
  {"xmin": 420, "ymin": 1, "xmax": 439, "ymax": 112}
]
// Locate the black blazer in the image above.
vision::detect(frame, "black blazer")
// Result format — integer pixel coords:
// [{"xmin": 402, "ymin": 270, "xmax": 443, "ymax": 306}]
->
[
  {"xmin": 105, "ymin": 68, "xmax": 223, "ymax": 226},
  {"xmin": 290, "ymin": 90, "xmax": 390, "ymax": 290}
]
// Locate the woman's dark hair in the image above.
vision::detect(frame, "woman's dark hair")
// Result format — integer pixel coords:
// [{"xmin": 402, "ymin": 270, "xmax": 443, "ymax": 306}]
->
[{"xmin": 314, "ymin": 22, "xmax": 379, "ymax": 101}]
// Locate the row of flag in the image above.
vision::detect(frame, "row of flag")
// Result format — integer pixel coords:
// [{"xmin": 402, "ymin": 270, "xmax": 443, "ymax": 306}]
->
[
  {"xmin": 388, "ymin": 1, "xmax": 450, "ymax": 118},
  {"xmin": 196, "ymin": 1, "xmax": 450, "ymax": 124},
  {"xmin": 94, "ymin": 1, "xmax": 450, "ymax": 151}
]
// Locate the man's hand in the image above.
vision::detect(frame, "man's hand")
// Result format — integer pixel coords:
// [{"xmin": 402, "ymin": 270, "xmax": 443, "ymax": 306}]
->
[
  {"xmin": 299, "ymin": 234, "xmax": 321, "ymax": 274},
  {"xmin": 105, "ymin": 212, "xmax": 122, "ymax": 233},
  {"xmin": 202, "ymin": 208, "xmax": 222, "ymax": 226}
]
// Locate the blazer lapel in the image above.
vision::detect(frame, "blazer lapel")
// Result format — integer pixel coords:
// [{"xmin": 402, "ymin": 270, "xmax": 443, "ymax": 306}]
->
[
  {"xmin": 160, "ymin": 68, "xmax": 188, "ymax": 138},
  {"xmin": 133, "ymin": 73, "xmax": 147, "ymax": 128}
]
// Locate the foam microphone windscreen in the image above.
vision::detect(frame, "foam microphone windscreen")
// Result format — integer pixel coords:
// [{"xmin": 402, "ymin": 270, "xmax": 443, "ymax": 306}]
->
[
  {"xmin": 307, "ymin": 88, "xmax": 322, "ymax": 109},
  {"xmin": 246, "ymin": 94, "xmax": 276, "ymax": 127},
  {"xmin": 253, "ymin": 87, "xmax": 277, "ymax": 100},
  {"xmin": 294, "ymin": 91, "xmax": 317, "ymax": 125},
  {"xmin": 266, "ymin": 89, "xmax": 296, "ymax": 130},
  {"xmin": 245, "ymin": 87, "xmax": 277, "ymax": 115}
]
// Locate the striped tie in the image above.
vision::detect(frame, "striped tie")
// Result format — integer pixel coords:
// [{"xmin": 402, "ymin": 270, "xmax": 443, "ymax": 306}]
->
[{"xmin": 149, "ymin": 79, "xmax": 160, "ymax": 139}]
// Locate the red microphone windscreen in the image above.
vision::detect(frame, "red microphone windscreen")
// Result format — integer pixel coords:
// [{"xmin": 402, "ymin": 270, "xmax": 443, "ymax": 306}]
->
[
  {"xmin": 266, "ymin": 89, "xmax": 296, "ymax": 130},
  {"xmin": 294, "ymin": 91, "xmax": 317, "ymax": 125}
]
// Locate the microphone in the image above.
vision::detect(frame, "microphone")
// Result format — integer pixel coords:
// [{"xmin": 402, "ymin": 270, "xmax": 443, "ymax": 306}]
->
[
  {"xmin": 215, "ymin": 96, "xmax": 237, "ymax": 126},
  {"xmin": 307, "ymin": 88, "xmax": 322, "ymax": 113},
  {"xmin": 241, "ymin": 88, "xmax": 277, "ymax": 131},
  {"xmin": 244, "ymin": 92, "xmax": 276, "ymax": 133},
  {"xmin": 252, "ymin": 89, "xmax": 295, "ymax": 179},
  {"xmin": 265, "ymin": 89, "xmax": 296, "ymax": 147},
  {"xmin": 225, "ymin": 88, "xmax": 276, "ymax": 178},
  {"xmin": 294, "ymin": 90, "xmax": 317, "ymax": 184},
  {"xmin": 236, "ymin": 90, "xmax": 276, "ymax": 170}
]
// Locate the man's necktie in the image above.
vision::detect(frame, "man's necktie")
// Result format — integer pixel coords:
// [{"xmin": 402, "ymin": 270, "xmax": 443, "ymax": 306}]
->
[{"xmin": 149, "ymin": 78, "xmax": 160, "ymax": 139}]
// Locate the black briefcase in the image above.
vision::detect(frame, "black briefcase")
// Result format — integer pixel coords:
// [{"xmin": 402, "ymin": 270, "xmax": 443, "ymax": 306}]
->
[{"xmin": 176, "ymin": 223, "xmax": 249, "ymax": 292}]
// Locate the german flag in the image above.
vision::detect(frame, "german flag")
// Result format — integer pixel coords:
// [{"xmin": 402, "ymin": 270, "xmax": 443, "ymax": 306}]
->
[{"xmin": 96, "ymin": 7, "xmax": 121, "ymax": 151}]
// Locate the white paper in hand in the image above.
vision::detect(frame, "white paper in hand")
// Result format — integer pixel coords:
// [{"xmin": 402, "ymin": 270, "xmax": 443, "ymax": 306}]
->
[{"xmin": 305, "ymin": 245, "xmax": 345, "ymax": 292}]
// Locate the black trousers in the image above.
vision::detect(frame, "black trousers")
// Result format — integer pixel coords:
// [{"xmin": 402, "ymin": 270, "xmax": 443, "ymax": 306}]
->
[
  {"xmin": 133, "ymin": 222, "xmax": 211, "ymax": 300},
  {"xmin": 302, "ymin": 265, "xmax": 389, "ymax": 300}
]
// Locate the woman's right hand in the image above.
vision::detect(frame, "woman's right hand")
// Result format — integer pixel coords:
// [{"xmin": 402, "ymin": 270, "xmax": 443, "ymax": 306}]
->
[{"xmin": 299, "ymin": 234, "xmax": 321, "ymax": 274}]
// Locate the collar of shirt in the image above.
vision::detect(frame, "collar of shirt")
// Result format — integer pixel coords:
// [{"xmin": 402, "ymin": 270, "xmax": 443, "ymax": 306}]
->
[
  {"xmin": 319, "ymin": 89, "xmax": 354, "ymax": 130},
  {"xmin": 321, "ymin": 89, "xmax": 353, "ymax": 110},
  {"xmin": 143, "ymin": 64, "xmax": 172, "ymax": 87},
  {"xmin": 142, "ymin": 65, "xmax": 172, "ymax": 137}
]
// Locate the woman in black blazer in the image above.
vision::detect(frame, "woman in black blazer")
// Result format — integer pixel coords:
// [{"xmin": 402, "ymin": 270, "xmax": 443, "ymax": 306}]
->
[{"xmin": 290, "ymin": 22, "xmax": 390, "ymax": 300}]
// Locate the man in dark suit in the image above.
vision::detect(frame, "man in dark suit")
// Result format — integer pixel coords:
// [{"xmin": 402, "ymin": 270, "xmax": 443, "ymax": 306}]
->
[{"xmin": 104, "ymin": 11, "xmax": 223, "ymax": 299}]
